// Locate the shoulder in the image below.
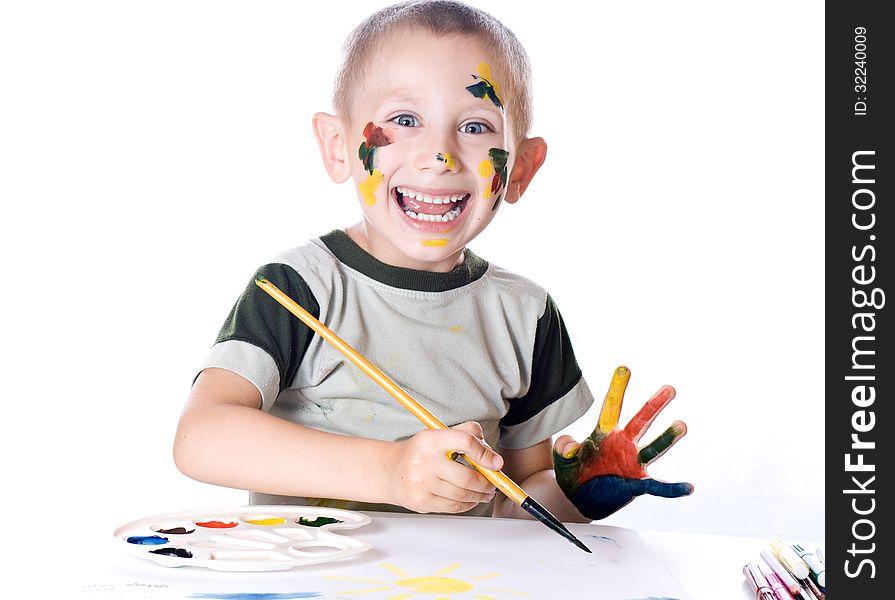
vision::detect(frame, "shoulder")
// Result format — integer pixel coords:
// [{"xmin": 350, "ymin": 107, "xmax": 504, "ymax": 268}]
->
[{"xmin": 476, "ymin": 259, "xmax": 550, "ymax": 318}]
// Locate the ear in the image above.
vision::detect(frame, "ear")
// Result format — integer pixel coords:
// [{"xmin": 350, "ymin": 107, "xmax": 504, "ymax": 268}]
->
[
  {"xmin": 312, "ymin": 112, "xmax": 352, "ymax": 183},
  {"xmin": 503, "ymin": 137, "xmax": 547, "ymax": 204}
]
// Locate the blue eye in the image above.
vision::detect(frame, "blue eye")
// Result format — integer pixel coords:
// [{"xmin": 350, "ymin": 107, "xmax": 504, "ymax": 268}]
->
[
  {"xmin": 461, "ymin": 122, "xmax": 491, "ymax": 134},
  {"xmin": 392, "ymin": 114, "xmax": 419, "ymax": 127}
]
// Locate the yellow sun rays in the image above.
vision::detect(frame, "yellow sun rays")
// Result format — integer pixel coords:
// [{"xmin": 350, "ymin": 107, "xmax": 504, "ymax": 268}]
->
[{"xmin": 324, "ymin": 562, "xmax": 528, "ymax": 598}]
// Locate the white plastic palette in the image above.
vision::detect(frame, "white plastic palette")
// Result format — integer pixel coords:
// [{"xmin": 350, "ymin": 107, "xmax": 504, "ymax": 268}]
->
[{"xmin": 113, "ymin": 505, "xmax": 372, "ymax": 571}]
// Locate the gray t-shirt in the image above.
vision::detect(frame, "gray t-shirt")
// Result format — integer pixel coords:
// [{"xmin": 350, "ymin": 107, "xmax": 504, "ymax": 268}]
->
[{"xmin": 199, "ymin": 230, "xmax": 594, "ymax": 515}]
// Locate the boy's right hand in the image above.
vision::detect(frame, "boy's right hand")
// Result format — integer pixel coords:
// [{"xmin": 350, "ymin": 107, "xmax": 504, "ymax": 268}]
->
[{"xmin": 382, "ymin": 421, "xmax": 502, "ymax": 514}]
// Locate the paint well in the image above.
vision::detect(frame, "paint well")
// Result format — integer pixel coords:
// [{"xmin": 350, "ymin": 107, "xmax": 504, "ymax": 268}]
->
[
  {"xmin": 155, "ymin": 526, "xmax": 195, "ymax": 535},
  {"xmin": 150, "ymin": 547, "xmax": 193, "ymax": 558},
  {"xmin": 297, "ymin": 516, "xmax": 342, "ymax": 527},
  {"xmin": 196, "ymin": 520, "xmax": 238, "ymax": 529},
  {"xmin": 244, "ymin": 517, "xmax": 285, "ymax": 526},
  {"xmin": 127, "ymin": 535, "xmax": 168, "ymax": 545}
]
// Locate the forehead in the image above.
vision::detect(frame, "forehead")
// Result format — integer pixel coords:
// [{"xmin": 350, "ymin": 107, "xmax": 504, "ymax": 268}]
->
[{"xmin": 352, "ymin": 30, "xmax": 509, "ymax": 111}]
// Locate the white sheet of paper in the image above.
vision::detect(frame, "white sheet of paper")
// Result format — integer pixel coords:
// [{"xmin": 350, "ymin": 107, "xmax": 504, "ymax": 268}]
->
[{"xmin": 71, "ymin": 512, "xmax": 689, "ymax": 600}]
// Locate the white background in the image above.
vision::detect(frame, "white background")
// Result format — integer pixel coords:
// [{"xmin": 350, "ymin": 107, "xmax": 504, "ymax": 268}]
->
[{"xmin": 1, "ymin": 0, "xmax": 823, "ymax": 555}]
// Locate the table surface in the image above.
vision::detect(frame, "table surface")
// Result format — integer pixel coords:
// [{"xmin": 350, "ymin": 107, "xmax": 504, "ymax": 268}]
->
[{"xmin": 56, "ymin": 510, "xmax": 819, "ymax": 600}]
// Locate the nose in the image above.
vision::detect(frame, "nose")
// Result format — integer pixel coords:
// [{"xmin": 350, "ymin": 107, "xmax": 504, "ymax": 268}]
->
[{"xmin": 414, "ymin": 126, "xmax": 460, "ymax": 174}]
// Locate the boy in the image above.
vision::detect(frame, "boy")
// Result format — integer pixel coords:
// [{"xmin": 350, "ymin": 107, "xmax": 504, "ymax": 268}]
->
[{"xmin": 174, "ymin": 0, "xmax": 692, "ymax": 523}]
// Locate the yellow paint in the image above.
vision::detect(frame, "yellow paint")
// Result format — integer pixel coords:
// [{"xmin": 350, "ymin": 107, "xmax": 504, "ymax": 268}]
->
[
  {"xmin": 381, "ymin": 563, "xmax": 410, "ymax": 578},
  {"xmin": 396, "ymin": 576, "xmax": 474, "ymax": 593},
  {"xmin": 562, "ymin": 443, "xmax": 581, "ymax": 459},
  {"xmin": 433, "ymin": 563, "xmax": 462, "ymax": 576},
  {"xmin": 244, "ymin": 517, "xmax": 285, "ymax": 526},
  {"xmin": 359, "ymin": 169, "xmax": 383, "ymax": 205},
  {"xmin": 448, "ymin": 325, "xmax": 463, "ymax": 333},
  {"xmin": 598, "ymin": 366, "xmax": 631, "ymax": 433},
  {"xmin": 478, "ymin": 159, "xmax": 494, "ymax": 199},
  {"xmin": 422, "ymin": 239, "xmax": 448, "ymax": 247},
  {"xmin": 443, "ymin": 152, "xmax": 456, "ymax": 170},
  {"xmin": 477, "ymin": 62, "xmax": 503, "ymax": 106},
  {"xmin": 469, "ymin": 573, "xmax": 501, "ymax": 580}
]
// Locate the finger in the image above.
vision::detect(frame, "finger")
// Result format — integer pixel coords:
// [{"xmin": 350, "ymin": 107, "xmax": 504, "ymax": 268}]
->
[
  {"xmin": 553, "ymin": 435, "xmax": 580, "ymax": 459},
  {"xmin": 433, "ymin": 463, "xmax": 496, "ymax": 502},
  {"xmin": 639, "ymin": 477, "xmax": 694, "ymax": 498},
  {"xmin": 597, "ymin": 366, "xmax": 630, "ymax": 434},
  {"xmin": 637, "ymin": 420, "xmax": 688, "ymax": 465},
  {"xmin": 623, "ymin": 384, "xmax": 676, "ymax": 441},
  {"xmin": 449, "ymin": 422, "xmax": 503, "ymax": 471}
]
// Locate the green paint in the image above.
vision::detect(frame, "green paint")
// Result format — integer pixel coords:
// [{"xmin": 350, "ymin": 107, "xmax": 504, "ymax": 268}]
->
[
  {"xmin": 297, "ymin": 516, "xmax": 342, "ymax": 527},
  {"xmin": 637, "ymin": 425, "xmax": 682, "ymax": 464},
  {"xmin": 488, "ymin": 148, "xmax": 509, "ymax": 211}
]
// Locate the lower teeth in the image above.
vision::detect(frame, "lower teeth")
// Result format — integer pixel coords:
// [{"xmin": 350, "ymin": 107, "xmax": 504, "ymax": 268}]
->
[{"xmin": 403, "ymin": 205, "xmax": 462, "ymax": 222}]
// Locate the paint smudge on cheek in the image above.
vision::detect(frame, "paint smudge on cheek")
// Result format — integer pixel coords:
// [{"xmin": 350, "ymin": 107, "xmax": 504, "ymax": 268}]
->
[
  {"xmin": 358, "ymin": 169, "xmax": 384, "ymax": 206},
  {"xmin": 478, "ymin": 159, "xmax": 494, "ymax": 199},
  {"xmin": 486, "ymin": 148, "xmax": 509, "ymax": 211},
  {"xmin": 150, "ymin": 547, "xmax": 193, "ymax": 558},
  {"xmin": 465, "ymin": 62, "xmax": 504, "ymax": 109},
  {"xmin": 436, "ymin": 152, "xmax": 456, "ymax": 170},
  {"xmin": 357, "ymin": 122, "xmax": 393, "ymax": 206},
  {"xmin": 422, "ymin": 239, "xmax": 448, "ymax": 247}
]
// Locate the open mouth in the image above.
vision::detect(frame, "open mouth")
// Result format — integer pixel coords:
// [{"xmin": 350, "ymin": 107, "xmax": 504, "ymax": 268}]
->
[{"xmin": 393, "ymin": 186, "xmax": 471, "ymax": 223}]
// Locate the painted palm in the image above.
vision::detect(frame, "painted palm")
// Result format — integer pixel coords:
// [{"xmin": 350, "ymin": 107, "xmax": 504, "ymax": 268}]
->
[{"xmin": 553, "ymin": 366, "xmax": 694, "ymax": 520}]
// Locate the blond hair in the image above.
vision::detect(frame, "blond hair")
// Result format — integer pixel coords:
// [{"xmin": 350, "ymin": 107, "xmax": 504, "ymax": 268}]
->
[{"xmin": 332, "ymin": 0, "xmax": 533, "ymax": 142}]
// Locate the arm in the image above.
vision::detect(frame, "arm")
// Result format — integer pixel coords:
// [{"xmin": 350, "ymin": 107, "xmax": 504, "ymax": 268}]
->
[
  {"xmin": 174, "ymin": 367, "xmax": 503, "ymax": 514},
  {"xmin": 492, "ymin": 438, "xmax": 590, "ymax": 523}
]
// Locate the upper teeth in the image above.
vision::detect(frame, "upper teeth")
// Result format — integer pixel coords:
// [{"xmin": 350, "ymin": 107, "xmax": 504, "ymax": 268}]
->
[{"xmin": 397, "ymin": 187, "xmax": 466, "ymax": 204}]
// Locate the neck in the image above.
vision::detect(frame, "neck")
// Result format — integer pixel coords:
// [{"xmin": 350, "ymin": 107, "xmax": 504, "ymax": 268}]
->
[{"xmin": 345, "ymin": 222, "xmax": 465, "ymax": 273}]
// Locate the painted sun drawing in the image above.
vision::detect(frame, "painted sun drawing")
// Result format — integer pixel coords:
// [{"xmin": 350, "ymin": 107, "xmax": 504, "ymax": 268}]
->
[{"xmin": 324, "ymin": 562, "xmax": 527, "ymax": 599}]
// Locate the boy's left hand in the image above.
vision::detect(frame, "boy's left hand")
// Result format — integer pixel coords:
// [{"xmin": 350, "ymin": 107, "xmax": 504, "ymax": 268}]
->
[{"xmin": 553, "ymin": 366, "xmax": 694, "ymax": 520}]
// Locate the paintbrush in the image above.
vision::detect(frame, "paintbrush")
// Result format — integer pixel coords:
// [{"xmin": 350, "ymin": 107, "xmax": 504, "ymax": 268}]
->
[{"xmin": 255, "ymin": 276, "xmax": 591, "ymax": 553}]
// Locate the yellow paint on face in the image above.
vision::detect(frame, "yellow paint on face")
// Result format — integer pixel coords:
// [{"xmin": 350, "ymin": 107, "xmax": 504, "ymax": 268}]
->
[
  {"xmin": 244, "ymin": 517, "xmax": 285, "ymax": 526},
  {"xmin": 396, "ymin": 576, "xmax": 474, "ymax": 593},
  {"xmin": 478, "ymin": 159, "xmax": 494, "ymax": 199},
  {"xmin": 422, "ymin": 239, "xmax": 448, "ymax": 247},
  {"xmin": 477, "ymin": 62, "xmax": 503, "ymax": 104},
  {"xmin": 598, "ymin": 366, "xmax": 631, "ymax": 433},
  {"xmin": 442, "ymin": 152, "xmax": 456, "ymax": 170},
  {"xmin": 358, "ymin": 169, "xmax": 383, "ymax": 206}
]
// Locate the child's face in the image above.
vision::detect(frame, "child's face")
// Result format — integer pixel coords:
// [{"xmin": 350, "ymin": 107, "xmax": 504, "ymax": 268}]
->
[{"xmin": 346, "ymin": 32, "xmax": 516, "ymax": 270}]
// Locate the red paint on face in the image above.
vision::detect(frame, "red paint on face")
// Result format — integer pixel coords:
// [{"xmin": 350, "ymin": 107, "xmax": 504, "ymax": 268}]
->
[
  {"xmin": 576, "ymin": 431, "xmax": 647, "ymax": 485},
  {"xmin": 363, "ymin": 122, "xmax": 393, "ymax": 148}
]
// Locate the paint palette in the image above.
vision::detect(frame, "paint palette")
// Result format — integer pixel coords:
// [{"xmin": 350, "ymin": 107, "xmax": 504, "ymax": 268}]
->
[{"xmin": 113, "ymin": 505, "xmax": 372, "ymax": 571}]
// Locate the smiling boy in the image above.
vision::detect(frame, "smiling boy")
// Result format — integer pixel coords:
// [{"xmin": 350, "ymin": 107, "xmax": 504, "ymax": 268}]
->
[{"xmin": 174, "ymin": 0, "xmax": 691, "ymax": 523}]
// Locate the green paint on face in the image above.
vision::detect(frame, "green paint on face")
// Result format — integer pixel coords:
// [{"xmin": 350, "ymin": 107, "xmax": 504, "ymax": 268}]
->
[
  {"xmin": 488, "ymin": 148, "xmax": 509, "ymax": 211},
  {"xmin": 297, "ymin": 516, "xmax": 342, "ymax": 527}
]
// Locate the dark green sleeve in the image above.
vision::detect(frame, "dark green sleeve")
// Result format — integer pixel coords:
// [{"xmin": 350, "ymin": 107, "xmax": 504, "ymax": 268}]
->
[
  {"xmin": 499, "ymin": 294, "xmax": 583, "ymax": 427},
  {"xmin": 216, "ymin": 263, "xmax": 320, "ymax": 394}
]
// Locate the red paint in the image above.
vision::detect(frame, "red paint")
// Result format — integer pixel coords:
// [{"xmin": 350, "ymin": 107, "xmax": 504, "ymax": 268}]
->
[
  {"xmin": 363, "ymin": 122, "xmax": 393, "ymax": 147},
  {"xmin": 195, "ymin": 520, "xmax": 238, "ymax": 529},
  {"xmin": 576, "ymin": 431, "xmax": 647, "ymax": 485}
]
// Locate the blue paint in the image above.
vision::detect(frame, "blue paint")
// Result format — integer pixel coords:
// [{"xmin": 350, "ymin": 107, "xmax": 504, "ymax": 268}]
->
[
  {"xmin": 188, "ymin": 594, "xmax": 323, "ymax": 599},
  {"xmin": 126, "ymin": 535, "xmax": 168, "ymax": 545}
]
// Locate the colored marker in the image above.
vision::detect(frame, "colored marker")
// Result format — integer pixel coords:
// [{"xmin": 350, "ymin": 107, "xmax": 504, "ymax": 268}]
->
[
  {"xmin": 760, "ymin": 549, "xmax": 801, "ymax": 596},
  {"xmin": 771, "ymin": 537, "xmax": 810, "ymax": 579},
  {"xmin": 759, "ymin": 563, "xmax": 795, "ymax": 600},
  {"xmin": 800, "ymin": 576, "xmax": 825, "ymax": 600},
  {"xmin": 744, "ymin": 562, "xmax": 776, "ymax": 600},
  {"xmin": 797, "ymin": 584, "xmax": 818, "ymax": 600},
  {"xmin": 792, "ymin": 543, "xmax": 825, "ymax": 588},
  {"xmin": 815, "ymin": 546, "xmax": 824, "ymax": 566}
]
